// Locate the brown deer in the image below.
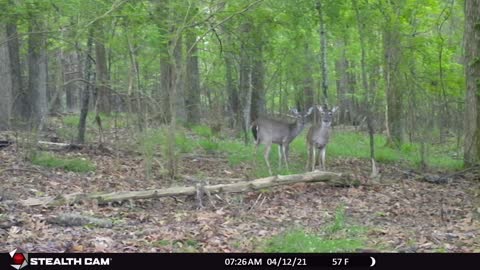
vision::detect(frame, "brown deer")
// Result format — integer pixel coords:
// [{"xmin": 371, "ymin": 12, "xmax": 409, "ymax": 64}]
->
[{"xmin": 251, "ymin": 108, "xmax": 313, "ymax": 175}]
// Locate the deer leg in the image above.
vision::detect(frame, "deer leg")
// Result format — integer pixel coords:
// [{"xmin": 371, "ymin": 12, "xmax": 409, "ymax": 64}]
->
[
  {"xmin": 264, "ymin": 143, "xmax": 272, "ymax": 175},
  {"xmin": 312, "ymin": 148, "xmax": 316, "ymax": 171},
  {"xmin": 306, "ymin": 144, "xmax": 311, "ymax": 171},
  {"xmin": 320, "ymin": 147, "xmax": 326, "ymax": 171},
  {"xmin": 283, "ymin": 144, "xmax": 289, "ymax": 171},
  {"xmin": 278, "ymin": 145, "xmax": 282, "ymax": 169},
  {"xmin": 315, "ymin": 147, "xmax": 321, "ymax": 168}
]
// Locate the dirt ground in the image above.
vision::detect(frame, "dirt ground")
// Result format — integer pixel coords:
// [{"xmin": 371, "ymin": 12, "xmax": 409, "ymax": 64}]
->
[{"xmin": 1, "ymin": 139, "xmax": 479, "ymax": 253}]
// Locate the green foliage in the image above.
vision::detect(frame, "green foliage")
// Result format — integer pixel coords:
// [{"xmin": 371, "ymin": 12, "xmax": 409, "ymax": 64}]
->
[
  {"xmin": 32, "ymin": 152, "xmax": 95, "ymax": 172},
  {"xmin": 264, "ymin": 206, "xmax": 367, "ymax": 252},
  {"xmin": 264, "ymin": 229, "xmax": 364, "ymax": 253},
  {"xmin": 192, "ymin": 125, "xmax": 213, "ymax": 139},
  {"xmin": 198, "ymin": 139, "xmax": 220, "ymax": 154}
]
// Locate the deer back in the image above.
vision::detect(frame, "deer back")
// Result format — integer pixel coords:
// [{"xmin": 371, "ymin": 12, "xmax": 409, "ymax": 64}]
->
[{"xmin": 255, "ymin": 117, "xmax": 302, "ymax": 144}]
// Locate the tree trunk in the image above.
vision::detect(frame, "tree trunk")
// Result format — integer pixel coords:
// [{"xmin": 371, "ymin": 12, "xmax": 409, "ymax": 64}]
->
[
  {"xmin": 334, "ymin": 39, "xmax": 351, "ymax": 124},
  {"xmin": 174, "ymin": 34, "xmax": 186, "ymax": 123},
  {"xmin": 316, "ymin": 0, "xmax": 329, "ymax": 104},
  {"xmin": 0, "ymin": 23, "xmax": 13, "ymax": 130},
  {"xmin": 77, "ymin": 30, "xmax": 94, "ymax": 144},
  {"xmin": 251, "ymin": 43, "xmax": 265, "ymax": 122},
  {"xmin": 224, "ymin": 41, "xmax": 239, "ymax": 129},
  {"xmin": 463, "ymin": 0, "xmax": 480, "ymax": 166},
  {"xmin": 303, "ymin": 43, "xmax": 314, "ymax": 112},
  {"xmin": 64, "ymin": 51, "xmax": 80, "ymax": 113},
  {"xmin": 94, "ymin": 27, "xmax": 111, "ymax": 115},
  {"xmin": 27, "ymin": 17, "xmax": 48, "ymax": 129},
  {"xmin": 185, "ymin": 30, "xmax": 201, "ymax": 125},
  {"xmin": 383, "ymin": 21, "xmax": 403, "ymax": 146},
  {"xmin": 6, "ymin": 20, "xmax": 26, "ymax": 122},
  {"xmin": 50, "ymin": 51, "xmax": 64, "ymax": 115},
  {"xmin": 353, "ymin": 0, "xmax": 377, "ymax": 177}
]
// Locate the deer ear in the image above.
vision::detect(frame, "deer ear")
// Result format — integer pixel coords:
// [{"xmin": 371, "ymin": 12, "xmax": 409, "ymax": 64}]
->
[
  {"xmin": 290, "ymin": 108, "xmax": 300, "ymax": 115},
  {"xmin": 332, "ymin": 106, "xmax": 339, "ymax": 113},
  {"xmin": 316, "ymin": 105, "xmax": 324, "ymax": 113},
  {"xmin": 306, "ymin": 107, "xmax": 314, "ymax": 116}
]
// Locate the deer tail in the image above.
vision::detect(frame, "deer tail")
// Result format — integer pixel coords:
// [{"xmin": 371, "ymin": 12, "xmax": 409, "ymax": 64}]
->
[{"xmin": 251, "ymin": 121, "xmax": 258, "ymax": 141}]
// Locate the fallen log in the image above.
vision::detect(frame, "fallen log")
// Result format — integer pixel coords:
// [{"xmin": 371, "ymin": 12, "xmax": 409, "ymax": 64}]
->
[
  {"xmin": 20, "ymin": 170, "xmax": 355, "ymax": 207},
  {"xmin": 38, "ymin": 141, "xmax": 83, "ymax": 151}
]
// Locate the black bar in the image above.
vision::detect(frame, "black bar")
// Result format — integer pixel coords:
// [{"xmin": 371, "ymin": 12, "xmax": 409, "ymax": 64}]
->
[{"xmin": 1, "ymin": 253, "xmax": 479, "ymax": 270}]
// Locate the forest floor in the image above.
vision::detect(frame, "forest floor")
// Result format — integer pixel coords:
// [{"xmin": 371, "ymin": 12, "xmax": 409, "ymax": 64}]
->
[{"xmin": 0, "ymin": 123, "xmax": 479, "ymax": 253}]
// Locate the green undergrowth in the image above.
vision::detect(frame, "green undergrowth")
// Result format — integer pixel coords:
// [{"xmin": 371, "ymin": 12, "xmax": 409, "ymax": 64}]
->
[
  {"xmin": 264, "ymin": 206, "xmax": 370, "ymax": 252},
  {"xmin": 31, "ymin": 152, "xmax": 96, "ymax": 172}
]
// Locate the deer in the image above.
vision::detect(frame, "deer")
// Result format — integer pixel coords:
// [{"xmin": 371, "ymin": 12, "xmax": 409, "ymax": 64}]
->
[
  {"xmin": 306, "ymin": 105, "xmax": 338, "ymax": 171},
  {"xmin": 251, "ymin": 108, "xmax": 313, "ymax": 175}
]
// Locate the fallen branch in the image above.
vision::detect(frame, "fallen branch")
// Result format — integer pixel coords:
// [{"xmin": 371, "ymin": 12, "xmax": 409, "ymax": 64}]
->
[
  {"xmin": 37, "ymin": 141, "xmax": 83, "ymax": 151},
  {"xmin": 20, "ymin": 170, "xmax": 354, "ymax": 207},
  {"xmin": 47, "ymin": 213, "xmax": 113, "ymax": 228}
]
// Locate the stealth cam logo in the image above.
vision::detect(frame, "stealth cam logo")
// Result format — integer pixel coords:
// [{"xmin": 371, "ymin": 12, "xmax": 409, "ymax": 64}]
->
[{"xmin": 9, "ymin": 248, "xmax": 28, "ymax": 269}]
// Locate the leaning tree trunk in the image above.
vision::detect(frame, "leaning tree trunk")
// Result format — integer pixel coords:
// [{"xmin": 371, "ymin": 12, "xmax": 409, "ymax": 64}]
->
[{"xmin": 463, "ymin": 0, "xmax": 480, "ymax": 166}]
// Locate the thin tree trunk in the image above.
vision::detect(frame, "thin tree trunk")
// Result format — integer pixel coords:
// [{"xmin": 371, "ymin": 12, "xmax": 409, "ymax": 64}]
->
[
  {"xmin": 353, "ymin": 0, "xmax": 377, "ymax": 177},
  {"xmin": 77, "ymin": 30, "xmax": 94, "ymax": 144},
  {"xmin": 303, "ymin": 43, "xmax": 314, "ymax": 112},
  {"xmin": 185, "ymin": 30, "xmax": 201, "ymax": 125},
  {"xmin": 316, "ymin": 0, "xmax": 329, "ymax": 104}
]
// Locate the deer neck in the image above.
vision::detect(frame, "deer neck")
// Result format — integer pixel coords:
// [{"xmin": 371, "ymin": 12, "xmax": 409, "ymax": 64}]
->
[
  {"xmin": 320, "ymin": 121, "xmax": 332, "ymax": 131},
  {"xmin": 290, "ymin": 120, "xmax": 305, "ymax": 138}
]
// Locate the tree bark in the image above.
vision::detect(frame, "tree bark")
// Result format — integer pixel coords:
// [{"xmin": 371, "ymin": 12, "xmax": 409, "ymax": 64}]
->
[
  {"xmin": 224, "ymin": 39, "xmax": 239, "ymax": 129},
  {"xmin": 77, "ymin": 30, "xmax": 94, "ymax": 144},
  {"xmin": 303, "ymin": 43, "xmax": 314, "ymax": 112},
  {"xmin": 94, "ymin": 26, "xmax": 111, "ymax": 115},
  {"xmin": 383, "ymin": 18, "xmax": 403, "ymax": 146},
  {"xmin": 64, "ymin": 51, "xmax": 81, "ymax": 113},
  {"xmin": 0, "ymin": 23, "xmax": 13, "ymax": 130},
  {"xmin": 250, "ymin": 43, "xmax": 265, "ymax": 122},
  {"xmin": 463, "ymin": 0, "xmax": 480, "ymax": 166},
  {"xmin": 316, "ymin": 0, "xmax": 329, "ymax": 104},
  {"xmin": 6, "ymin": 20, "xmax": 26, "ymax": 122},
  {"xmin": 27, "ymin": 16, "xmax": 48, "ymax": 128},
  {"xmin": 334, "ymin": 39, "xmax": 351, "ymax": 124},
  {"xmin": 185, "ymin": 30, "xmax": 201, "ymax": 125}
]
